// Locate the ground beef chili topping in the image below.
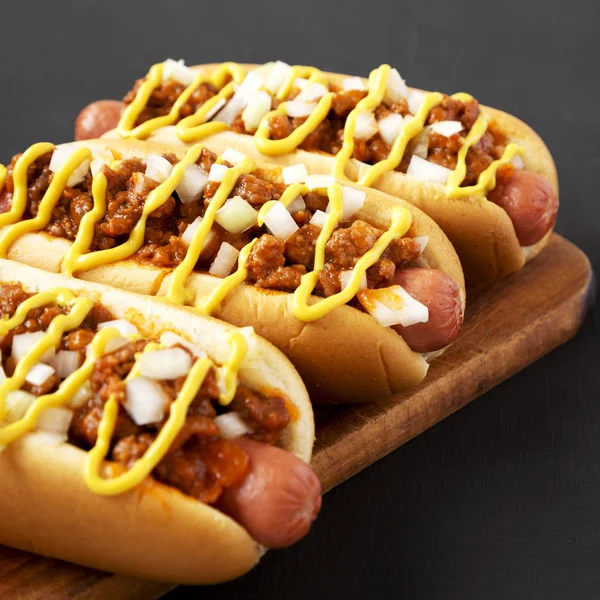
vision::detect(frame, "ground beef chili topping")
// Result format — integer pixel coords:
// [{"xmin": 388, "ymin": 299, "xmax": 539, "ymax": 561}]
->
[
  {"xmin": 2, "ymin": 147, "xmax": 422, "ymax": 298},
  {"xmin": 0, "ymin": 282, "xmax": 290, "ymax": 504}
]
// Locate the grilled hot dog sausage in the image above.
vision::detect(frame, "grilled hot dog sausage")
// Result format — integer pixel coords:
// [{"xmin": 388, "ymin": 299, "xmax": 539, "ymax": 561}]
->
[
  {"xmin": 75, "ymin": 100, "xmax": 124, "ymax": 141},
  {"xmin": 219, "ymin": 437, "xmax": 322, "ymax": 548},
  {"xmin": 392, "ymin": 268, "xmax": 463, "ymax": 353}
]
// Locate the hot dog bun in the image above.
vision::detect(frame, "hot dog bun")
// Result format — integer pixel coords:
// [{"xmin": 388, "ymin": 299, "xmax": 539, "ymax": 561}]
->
[
  {"xmin": 0, "ymin": 259, "xmax": 314, "ymax": 584},
  {"xmin": 116, "ymin": 62, "xmax": 558, "ymax": 284},
  {"xmin": 2, "ymin": 138, "xmax": 465, "ymax": 402}
]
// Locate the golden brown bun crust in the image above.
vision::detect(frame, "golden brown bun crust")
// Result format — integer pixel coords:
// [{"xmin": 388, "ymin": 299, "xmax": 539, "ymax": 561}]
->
[
  {"xmin": 0, "ymin": 260, "xmax": 313, "ymax": 583},
  {"xmin": 7, "ymin": 138, "xmax": 465, "ymax": 402},
  {"xmin": 127, "ymin": 62, "xmax": 558, "ymax": 285}
]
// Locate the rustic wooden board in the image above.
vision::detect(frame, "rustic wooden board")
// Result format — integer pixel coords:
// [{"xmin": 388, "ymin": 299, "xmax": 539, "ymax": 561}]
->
[{"xmin": 0, "ymin": 234, "xmax": 593, "ymax": 599}]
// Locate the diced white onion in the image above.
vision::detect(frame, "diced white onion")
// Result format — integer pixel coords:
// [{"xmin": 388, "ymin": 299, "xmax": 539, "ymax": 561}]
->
[
  {"xmin": 4, "ymin": 391, "xmax": 36, "ymax": 422},
  {"xmin": 263, "ymin": 202, "xmax": 299, "ymax": 240},
  {"xmin": 285, "ymin": 100, "xmax": 317, "ymax": 118},
  {"xmin": 264, "ymin": 60, "xmax": 291, "ymax": 94},
  {"xmin": 181, "ymin": 216, "xmax": 203, "ymax": 246},
  {"xmin": 306, "ymin": 174, "xmax": 335, "ymax": 190},
  {"xmin": 221, "ymin": 149, "xmax": 247, "ymax": 166},
  {"xmin": 25, "ymin": 363, "xmax": 56, "ymax": 387},
  {"xmin": 90, "ymin": 149, "xmax": 115, "ymax": 177},
  {"xmin": 238, "ymin": 71, "xmax": 265, "ymax": 96},
  {"xmin": 411, "ymin": 127, "xmax": 430, "ymax": 159},
  {"xmin": 124, "ymin": 377, "xmax": 169, "ymax": 426},
  {"xmin": 294, "ymin": 77, "xmax": 309, "ymax": 89},
  {"xmin": 12, "ymin": 332, "xmax": 55, "ymax": 364},
  {"xmin": 429, "ymin": 120, "xmax": 463, "ymax": 137},
  {"xmin": 69, "ymin": 381, "xmax": 92, "ymax": 408},
  {"xmin": 358, "ymin": 285, "xmax": 429, "ymax": 327},
  {"xmin": 145, "ymin": 154, "xmax": 173, "ymax": 183},
  {"xmin": 342, "ymin": 77, "xmax": 367, "ymax": 92},
  {"xmin": 242, "ymin": 91, "xmax": 272, "ymax": 131},
  {"xmin": 286, "ymin": 194, "xmax": 306, "ymax": 214},
  {"xmin": 209, "ymin": 242, "xmax": 240, "ymax": 277},
  {"xmin": 378, "ymin": 113, "xmax": 405, "ymax": 147},
  {"xmin": 340, "ymin": 186, "xmax": 367, "ymax": 220},
  {"xmin": 49, "ymin": 144, "xmax": 90, "ymax": 187},
  {"xmin": 176, "ymin": 163, "xmax": 208, "ymax": 203},
  {"xmin": 407, "ymin": 89, "xmax": 426, "ymax": 115},
  {"xmin": 215, "ymin": 196, "xmax": 258, "ymax": 234},
  {"xmin": 137, "ymin": 347, "xmax": 192, "ymax": 380},
  {"xmin": 512, "ymin": 154, "xmax": 525, "ymax": 169},
  {"xmin": 208, "ymin": 163, "xmax": 229, "ymax": 182},
  {"xmin": 104, "ymin": 335, "xmax": 130, "ymax": 354},
  {"xmin": 354, "ymin": 112, "xmax": 379, "ymax": 140},
  {"xmin": 310, "ymin": 209, "xmax": 328, "ymax": 228},
  {"xmin": 214, "ymin": 412, "xmax": 254, "ymax": 439},
  {"xmin": 159, "ymin": 332, "xmax": 205, "ymax": 359},
  {"xmin": 161, "ymin": 58, "xmax": 195, "ymax": 86},
  {"xmin": 384, "ymin": 68, "xmax": 408, "ymax": 104},
  {"xmin": 414, "ymin": 236, "xmax": 429, "ymax": 254},
  {"xmin": 98, "ymin": 319, "xmax": 138, "ymax": 337},
  {"xmin": 213, "ymin": 87, "xmax": 247, "ymax": 125},
  {"xmin": 37, "ymin": 407, "xmax": 73, "ymax": 435},
  {"xmin": 204, "ymin": 97, "xmax": 227, "ymax": 121},
  {"xmin": 282, "ymin": 164, "xmax": 308, "ymax": 185},
  {"xmin": 340, "ymin": 269, "xmax": 368, "ymax": 291},
  {"xmin": 295, "ymin": 82, "xmax": 329, "ymax": 102},
  {"xmin": 407, "ymin": 155, "xmax": 452, "ymax": 185}
]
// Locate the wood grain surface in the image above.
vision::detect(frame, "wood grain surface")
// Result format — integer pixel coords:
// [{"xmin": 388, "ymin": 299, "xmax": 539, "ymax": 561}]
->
[{"xmin": 0, "ymin": 234, "xmax": 593, "ymax": 599}]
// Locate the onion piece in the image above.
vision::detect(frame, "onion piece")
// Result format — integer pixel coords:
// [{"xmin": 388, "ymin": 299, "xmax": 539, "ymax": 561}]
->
[
  {"xmin": 37, "ymin": 407, "xmax": 73, "ymax": 435},
  {"xmin": 176, "ymin": 163, "xmax": 208, "ymax": 203},
  {"xmin": 340, "ymin": 186, "xmax": 367, "ymax": 220},
  {"xmin": 98, "ymin": 319, "xmax": 138, "ymax": 337},
  {"xmin": 294, "ymin": 77, "xmax": 309, "ymax": 90},
  {"xmin": 90, "ymin": 149, "xmax": 115, "ymax": 177},
  {"xmin": 407, "ymin": 89, "xmax": 426, "ymax": 115},
  {"xmin": 238, "ymin": 71, "xmax": 265, "ymax": 96},
  {"xmin": 285, "ymin": 100, "xmax": 317, "ymax": 118},
  {"xmin": 306, "ymin": 174, "xmax": 335, "ymax": 190},
  {"xmin": 105, "ymin": 335, "xmax": 130, "ymax": 353},
  {"xmin": 357, "ymin": 285, "xmax": 429, "ymax": 327},
  {"xmin": 286, "ymin": 194, "xmax": 306, "ymax": 214},
  {"xmin": 354, "ymin": 112, "xmax": 379, "ymax": 140},
  {"xmin": 264, "ymin": 60, "xmax": 291, "ymax": 94},
  {"xmin": 429, "ymin": 120, "xmax": 463, "ymax": 137},
  {"xmin": 181, "ymin": 217, "xmax": 216, "ymax": 249},
  {"xmin": 242, "ymin": 91, "xmax": 272, "ymax": 131},
  {"xmin": 310, "ymin": 210, "xmax": 328, "ymax": 228},
  {"xmin": 295, "ymin": 82, "xmax": 329, "ymax": 102},
  {"xmin": 12, "ymin": 331, "xmax": 55, "ymax": 364},
  {"xmin": 213, "ymin": 86, "xmax": 247, "ymax": 125},
  {"xmin": 137, "ymin": 347, "xmax": 192, "ymax": 380},
  {"xmin": 49, "ymin": 144, "xmax": 90, "ymax": 187},
  {"xmin": 378, "ymin": 113, "xmax": 405, "ymax": 147},
  {"xmin": 221, "ymin": 149, "xmax": 246, "ymax": 166},
  {"xmin": 342, "ymin": 77, "xmax": 366, "ymax": 92},
  {"xmin": 204, "ymin": 97, "xmax": 227, "ymax": 121},
  {"xmin": 69, "ymin": 381, "xmax": 92, "ymax": 409},
  {"xmin": 282, "ymin": 164, "xmax": 308, "ymax": 185},
  {"xmin": 4, "ymin": 391, "xmax": 36, "ymax": 423},
  {"xmin": 214, "ymin": 412, "xmax": 254, "ymax": 439},
  {"xmin": 384, "ymin": 68, "xmax": 408, "ymax": 104},
  {"xmin": 340, "ymin": 269, "xmax": 368, "ymax": 291},
  {"xmin": 145, "ymin": 154, "xmax": 173, "ymax": 183},
  {"xmin": 407, "ymin": 155, "xmax": 452, "ymax": 185},
  {"xmin": 208, "ymin": 163, "xmax": 229, "ymax": 182},
  {"xmin": 124, "ymin": 377, "xmax": 169, "ymax": 426},
  {"xmin": 512, "ymin": 154, "xmax": 525, "ymax": 169},
  {"xmin": 411, "ymin": 127, "xmax": 430, "ymax": 159},
  {"xmin": 159, "ymin": 332, "xmax": 206, "ymax": 359},
  {"xmin": 263, "ymin": 202, "xmax": 299, "ymax": 240},
  {"xmin": 414, "ymin": 236, "xmax": 429, "ymax": 254},
  {"xmin": 161, "ymin": 58, "xmax": 195, "ymax": 86},
  {"xmin": 209, "ymin": 242, "xmax": 240, "ymax": 277},
  {"xmin": 215, "ymin": 196, "xmax": 258, "ymax": 234},
  {"xmin": 25, "ymin": 363, "xmax": 56, "ymax": 386}
]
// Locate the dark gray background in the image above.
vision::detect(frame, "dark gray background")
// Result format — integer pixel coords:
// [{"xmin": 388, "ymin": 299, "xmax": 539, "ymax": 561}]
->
[{"xmin": 1, "ymin": 1, "xmax": 599, "ymax": 598}]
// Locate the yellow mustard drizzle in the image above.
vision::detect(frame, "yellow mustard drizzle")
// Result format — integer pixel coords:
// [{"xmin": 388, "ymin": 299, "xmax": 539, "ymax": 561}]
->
[
  {"xmin": 165, "ymin": 155, "xmax": 256, "ymax": 305},
  {"xmin": 0, "ymin": 288, "xmax": 248, "ymax": 497},
  {"xmin": 0, "ymin": 147, "xmax": 92, "ymax": 258},
  {"xmin": 118, "ymin": 62, "xmax": 246, "ymax": 140}
]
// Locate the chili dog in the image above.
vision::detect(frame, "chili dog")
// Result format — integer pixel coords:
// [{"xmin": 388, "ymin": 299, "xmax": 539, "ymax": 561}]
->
[
  {"xmin": 0, "ymin": 260, "xmax": 318, "ymax": 584},
  {"xmin": 0, "ymin": 138, "xmax": 465, "ymax": 402},
  {"xmin": 80, "ymin": 59, "xmax": 558, "ymax": 283}
]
